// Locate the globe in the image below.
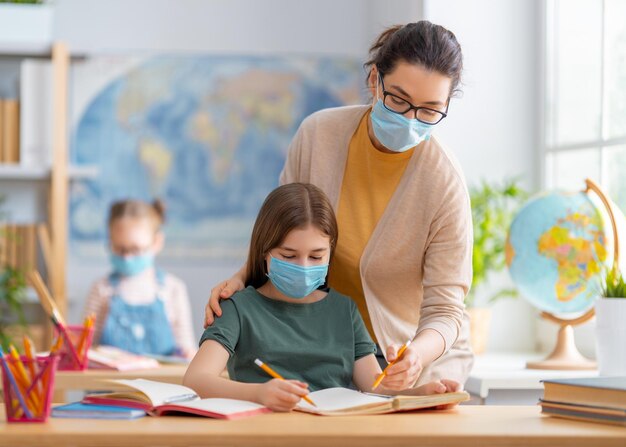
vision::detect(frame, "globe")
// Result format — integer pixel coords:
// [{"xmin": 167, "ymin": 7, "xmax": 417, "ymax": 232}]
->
[{"xmin": 506, "ymin": 188, "xmax": 617, "ymax": 315}]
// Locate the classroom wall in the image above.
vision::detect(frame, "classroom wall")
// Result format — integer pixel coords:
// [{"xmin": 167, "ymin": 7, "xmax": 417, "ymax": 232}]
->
[
  {"xmin": 55, "ymin": 0, "xmax": 425, "ymax": 334},
  {"xmin": 52, "ymin": 0, "xmax": 543, "ymax": 353},
  {"xmin": 423, "ymin": 0, "xmax": 540, "ymax": 352}
]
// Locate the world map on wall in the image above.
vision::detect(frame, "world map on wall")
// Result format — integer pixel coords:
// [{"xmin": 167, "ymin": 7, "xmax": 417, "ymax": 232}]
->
[{"xmin": 70, "ymin": 56, "xmax": 364, "ymax": 259}]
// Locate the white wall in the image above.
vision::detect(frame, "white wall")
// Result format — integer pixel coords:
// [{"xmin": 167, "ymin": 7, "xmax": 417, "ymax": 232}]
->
[
  {"xmin": 52, "ymin": 0, "xmax": 540, "ymax": 352},
  {"xmin": 423, "ymin": 0, "xmax": 541, "ymax": 352}
]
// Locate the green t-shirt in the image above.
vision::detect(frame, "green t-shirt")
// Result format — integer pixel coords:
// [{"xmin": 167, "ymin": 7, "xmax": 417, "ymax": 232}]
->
[{"xmin": 199, "ymin": 286, "xmax": 376, "ymax": 391}]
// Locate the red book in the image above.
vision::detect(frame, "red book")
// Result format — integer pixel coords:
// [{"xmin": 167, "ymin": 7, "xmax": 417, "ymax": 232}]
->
[{"xmin": 82, "ymin": 379, "xmax": 269, "ymax": 420}]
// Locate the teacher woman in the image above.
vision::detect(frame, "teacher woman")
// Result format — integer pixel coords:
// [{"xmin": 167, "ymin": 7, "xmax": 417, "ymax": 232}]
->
[{"xmin": 205, "ymin": 20, "xmax": 473, "ymax": 390}]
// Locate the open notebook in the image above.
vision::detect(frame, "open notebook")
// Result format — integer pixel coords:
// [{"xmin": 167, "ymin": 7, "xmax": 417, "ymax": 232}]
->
[
  {"xmin": 82, "ymin": 379, "xmax": 270, "ymax": 420},
  {"xmin": 296, "ymin": 387, "xmax": 470, "ymax": 416}
]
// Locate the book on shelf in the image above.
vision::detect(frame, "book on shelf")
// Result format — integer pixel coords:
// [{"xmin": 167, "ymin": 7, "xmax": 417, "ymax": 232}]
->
[
  {"xmin": 87, "ymin": 345, "xmax": 161, "ymax": 371},
  {"xmin": 0, "ymin": 223, "xmax": 38, "ymax": 273},
  {"xmin": 1, "ymin": 98, "xmax": 20, "ymax": 164},
  {"xmin": 540, "ymin": 376, "xmax": 626, "ymax": 426},
  {"xmin": 82, "ymin": 379, "xmax": 270, "ymax": 420},
  {"xmin": 295, "ymin": 387, "xmax": 470, "ymax": 416},
  {"xmin": 0, "ymin": 98, "xmax": 3, "ymax": 162},
  {"xmin": 52, "ymin": 402, "xmax": 147, "ymax": 420},
  {"xmin": 20, "ymin": 59, "xmax": 52, "ymax": 167}
]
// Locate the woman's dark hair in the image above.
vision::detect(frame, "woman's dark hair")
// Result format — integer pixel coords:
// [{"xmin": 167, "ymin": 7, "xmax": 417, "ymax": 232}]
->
[
  {"xmin": 245, "ymin": 183, "xmax": 338, "ymax": 289},
  {"xmin": 108, "ymin": 198, "xmax": 165, "ymax": 231},
  {"xmin": 364, "ymin": 21, "xmax": 463, "ymax": 97}
]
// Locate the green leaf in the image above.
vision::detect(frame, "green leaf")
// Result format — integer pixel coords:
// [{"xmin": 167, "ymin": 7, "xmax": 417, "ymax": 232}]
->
[{"xmin": 469, "ymin": 178, "xmax": 530, "ymax": 307}]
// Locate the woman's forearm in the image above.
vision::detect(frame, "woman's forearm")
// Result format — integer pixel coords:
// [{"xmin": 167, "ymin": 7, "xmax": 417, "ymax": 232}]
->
[{"xmin": 412, "ymin": 328, "xmax": 446, "ymax": 367}]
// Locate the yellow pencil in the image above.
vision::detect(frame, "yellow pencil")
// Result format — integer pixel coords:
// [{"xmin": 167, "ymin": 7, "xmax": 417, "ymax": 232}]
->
[
  {"xmin": 254, "ymin": 358, "xmax": 317, "ymax": 407},
  {"xmin": 8, "ymin": 345, "xmax": 41, "ymax": 414},
  {"xmin": 23, "ymin": 336, "xmax": 43, "ymax": 410},
  {"xmin": 371, "ymin": 339, "xmax": 412, "ymax": 390}
]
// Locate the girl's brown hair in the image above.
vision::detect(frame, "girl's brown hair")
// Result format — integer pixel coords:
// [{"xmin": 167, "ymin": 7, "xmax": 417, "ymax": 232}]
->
[
  {"xmin": 108, "ymin": 199, "xmax": 166, "ymax": 231},
  {"xmin": 364, "ymin": 21, "xmax": 464, "ymax": 97},
  {"xmin": 245, "ymin": 183, "xmax": 338, "ymax": 289}
]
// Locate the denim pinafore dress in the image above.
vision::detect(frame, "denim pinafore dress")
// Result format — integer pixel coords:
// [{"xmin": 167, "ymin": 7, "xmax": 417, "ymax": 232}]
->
[{"xmin": 100, "ymin": 270, "xmax": 176, "ymax": 355}]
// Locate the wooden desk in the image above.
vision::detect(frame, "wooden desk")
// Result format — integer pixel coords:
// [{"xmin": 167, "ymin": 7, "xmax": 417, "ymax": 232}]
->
[
  {"xmin": 53, "ymin": 365, "xmax": 187, "ymax": 400},
  {"xmin": 1, "ymin": 406, "xmax": 625, "ymax": 447}
]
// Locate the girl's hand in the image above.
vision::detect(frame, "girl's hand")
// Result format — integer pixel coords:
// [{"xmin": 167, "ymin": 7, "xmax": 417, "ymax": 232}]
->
[
  {"xmin": 256, "ymin": 379, "xmax": 309, "ymax": 412},
  {"xmin": 204, "ymin": 277, "xmax": 245, "ymax": 327},
  {"xmin": 381, "ymin": 343, "xmax": 423, "ymax": 390},
  {"xmin": 414, "ymin": 379, "xmax": 463, "ymax": 410}
]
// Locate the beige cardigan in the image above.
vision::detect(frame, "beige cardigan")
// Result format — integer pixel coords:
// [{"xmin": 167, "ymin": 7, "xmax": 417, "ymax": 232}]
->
[{"xmin": 280, "ymin": 105, "xmax": 474, "ymax": 385}]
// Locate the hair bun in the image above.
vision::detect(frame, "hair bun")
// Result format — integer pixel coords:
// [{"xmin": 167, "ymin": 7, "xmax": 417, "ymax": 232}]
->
[{"xmin": 152, "ymin": 199, "xmax": 166, "ymax": 222}]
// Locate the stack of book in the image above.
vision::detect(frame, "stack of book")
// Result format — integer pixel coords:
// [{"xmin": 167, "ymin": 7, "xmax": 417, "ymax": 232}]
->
[
  {"xmin": 541, "ymin": 377, "xmax": 626, "ymax": 426},
  {"xmin": 0, "ymin": 224, "xmax": 38, "ymax": 273}
]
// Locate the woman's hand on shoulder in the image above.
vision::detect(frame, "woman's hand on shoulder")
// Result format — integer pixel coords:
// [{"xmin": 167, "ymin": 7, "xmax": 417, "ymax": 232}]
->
[
  {"xmin": 256, "ymin": 379, "xmax": 309, "ymax": 412},
  {"xmin": 414, "ymin": 379, "xmax": 462, "ymax": 410},
  {"xmin": 204, "ymin": 277, "xmax": 245, "ymax": 327},
  {"xmin": 381, "ymin": 343, "xmax": 423, "ymax": 390}
]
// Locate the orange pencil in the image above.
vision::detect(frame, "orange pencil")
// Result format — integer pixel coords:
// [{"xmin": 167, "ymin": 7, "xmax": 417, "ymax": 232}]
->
[
  {"xmin": 76, "ymin": 315, "xmax": 94, "ymax": 361},
  {"xmin": 371, "ymin": 339, "xmax": 412, "ymax": 390},
  {"xmin": 254, "ymin": 358, "xmax": 317, "ymax": 407}
]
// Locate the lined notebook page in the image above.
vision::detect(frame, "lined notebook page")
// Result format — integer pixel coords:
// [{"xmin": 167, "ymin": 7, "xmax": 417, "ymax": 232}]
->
[
  {"xmin": 113, "ymin": 379, "xmax": 199, "ymax": 407},
  {"xmin": 298, "ymin": 387, "xmax": 391, "ymax": 412}
]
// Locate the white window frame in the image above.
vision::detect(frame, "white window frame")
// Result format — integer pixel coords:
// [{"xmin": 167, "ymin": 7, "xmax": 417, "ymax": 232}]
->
[{"xmin": 541, "ymin": 0, "xmax": 626, "ymax": 192}]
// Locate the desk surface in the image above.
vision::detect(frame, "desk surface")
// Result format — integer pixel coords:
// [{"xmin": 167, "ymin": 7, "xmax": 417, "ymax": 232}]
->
[
  {"xmin": 54, "ymin": 365, "xmax": 187, "ymax": 391},
  {"xmin": 1, "ymin": 406, "xmax": 625, "ymax": 447}
]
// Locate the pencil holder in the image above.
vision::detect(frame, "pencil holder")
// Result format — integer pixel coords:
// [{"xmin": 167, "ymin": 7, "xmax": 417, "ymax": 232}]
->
[
  {"xmin": 54, "ymin": 324, "xmax": 94, "ymax": 371},
  {"xmin": 1, "ymin": 354, "xmax": 59, "ymax": 422}
]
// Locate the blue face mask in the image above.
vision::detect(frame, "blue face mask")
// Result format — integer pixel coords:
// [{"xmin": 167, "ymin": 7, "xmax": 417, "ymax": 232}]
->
[
  {"xmin": 370, "ymin": 98, "xmax": 434, "ymax": 153},
  {"xmin": 110, "ymin": 253, "xmax": 154, "ymax": 277},
  {"xmin": 266, "ymin": 256, "xmax": 329, "ymax": 299}
]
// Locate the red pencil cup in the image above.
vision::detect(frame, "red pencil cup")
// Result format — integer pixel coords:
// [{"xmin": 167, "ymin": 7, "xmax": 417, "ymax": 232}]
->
[
  {"xmin": 1, "ymin": 354, "xmax": 59, "ymax": 422},
  {"xmin": 54, "ymin": 324, "xmax": 94, "ymax": 371}
]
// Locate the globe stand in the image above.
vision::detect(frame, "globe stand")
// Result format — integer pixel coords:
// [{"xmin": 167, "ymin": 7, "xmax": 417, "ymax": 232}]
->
[{"xmin": 526, "ymin": 310, "xmax": 596, "ymax": 370}]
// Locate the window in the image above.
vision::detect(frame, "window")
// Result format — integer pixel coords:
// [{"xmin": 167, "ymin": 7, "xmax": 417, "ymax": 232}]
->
[{"xmin": 544, "ymin": 0, "xmax": 626, "ymax": 211}]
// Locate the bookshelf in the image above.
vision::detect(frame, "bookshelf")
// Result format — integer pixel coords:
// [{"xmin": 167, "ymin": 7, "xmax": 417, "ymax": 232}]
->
[{"xmin": 0, "ymin": 42, "xmax": 71, "ymax": 345}]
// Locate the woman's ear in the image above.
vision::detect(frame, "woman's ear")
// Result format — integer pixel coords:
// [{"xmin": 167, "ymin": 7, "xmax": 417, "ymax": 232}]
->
[{"xmin": 368, "ymin": 66, "xmax": 379, "ymax": 97}]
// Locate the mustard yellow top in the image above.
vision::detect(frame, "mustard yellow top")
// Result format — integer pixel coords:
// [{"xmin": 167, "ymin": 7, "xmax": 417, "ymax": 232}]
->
[
  {"xmin": 328, "ymin": 111, "xmax": 414, "ymax": 340},
  {"xmin": 280, "ymin": 105, "xmax": 473, "ymax": 386}
]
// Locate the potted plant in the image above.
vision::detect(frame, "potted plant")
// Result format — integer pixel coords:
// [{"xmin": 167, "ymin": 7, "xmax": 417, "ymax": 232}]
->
[
  {"xmin": 595, "ymin": 267, "xmax": 626, "ymax": 375},
  {"xmin": 0, "ymin": 194, "xmax": 28, "ymax": 351},
  {"xmin": 467, "ymin": 179, "xmax": 528, "ymax": 354}
]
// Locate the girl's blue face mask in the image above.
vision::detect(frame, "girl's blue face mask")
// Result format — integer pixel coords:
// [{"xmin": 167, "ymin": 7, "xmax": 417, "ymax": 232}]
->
[
  {"xmin": 266, "ymin": 256, "xmax": 329, "ymax": 299},
  {"xmin": 370, "ymin": 77, "xmax": 434, "ymax": 153},
  {"xmin": 110, "ymin": 252, "xmax": 154, "ymax": 276}
]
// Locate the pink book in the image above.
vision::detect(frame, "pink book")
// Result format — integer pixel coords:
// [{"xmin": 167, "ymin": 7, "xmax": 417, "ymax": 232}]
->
[
  {"xmin": 87, "ymin": 346, "xmax": 160, "ymax": 371},
  {"xmin": 82, "ymin": 379, "xmax": 270, "ymax": 420}
]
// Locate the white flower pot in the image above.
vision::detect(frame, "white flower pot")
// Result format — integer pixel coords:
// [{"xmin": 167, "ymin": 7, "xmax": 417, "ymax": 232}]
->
[
  {"xmin": 0, "ymin": 4, "xmax": 54, "ymax": 46},
  {"xmin": 595, "ymin": 297, "xmax": 626, "ymax": 376}
]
